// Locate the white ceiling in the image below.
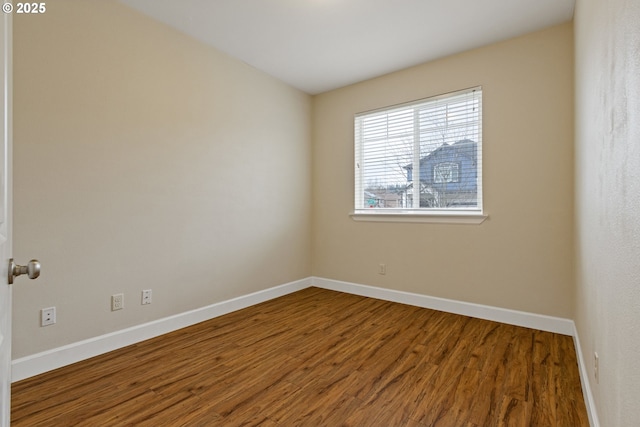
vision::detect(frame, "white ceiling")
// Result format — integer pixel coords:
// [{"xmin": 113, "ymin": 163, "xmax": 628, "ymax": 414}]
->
[{"xmin": 119, "ymin": 0, "xmax": 575, "ymax": 94}]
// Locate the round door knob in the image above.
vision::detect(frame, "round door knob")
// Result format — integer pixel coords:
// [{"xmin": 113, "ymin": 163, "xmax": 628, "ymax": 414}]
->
[
  {"xmin": 26, "ymin": 260, "xmax": 41, "ymax": 279},
  {"xmin": 8, "ymin": 258, "xmax": 41, "ymax": 284}
]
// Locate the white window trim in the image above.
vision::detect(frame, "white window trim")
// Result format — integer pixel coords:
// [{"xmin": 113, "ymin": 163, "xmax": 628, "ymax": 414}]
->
[{"xmin": 350, "ymin": 210, "xmax": 488, "ymax": 224}]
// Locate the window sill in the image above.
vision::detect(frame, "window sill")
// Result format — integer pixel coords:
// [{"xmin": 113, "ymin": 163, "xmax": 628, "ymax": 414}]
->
[{"xmin": 350, "ymin": 210, "xmax": 488, "ymax": 224}]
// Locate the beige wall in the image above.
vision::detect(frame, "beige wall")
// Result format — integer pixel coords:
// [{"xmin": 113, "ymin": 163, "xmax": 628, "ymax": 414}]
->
[
  {"xmin": 312, "ymin": 23, "xmax": 574, "ymax": 318},
  {"xmin": 574, "ymin": 0, "xmax": 640, "ymax": 424},
  {"xmin": 12, "ymin": 2, "xmax": 578, "ymax": 368},
  {"xmin": 12, "ymin": 1, "xmax": 311, "ymax": 358}
]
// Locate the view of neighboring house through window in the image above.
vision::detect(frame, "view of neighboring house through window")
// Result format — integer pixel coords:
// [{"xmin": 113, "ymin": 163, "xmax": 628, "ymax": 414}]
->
[{"xmin": 354, "ymin": 87, "xmax": 482, "ymax": 213}]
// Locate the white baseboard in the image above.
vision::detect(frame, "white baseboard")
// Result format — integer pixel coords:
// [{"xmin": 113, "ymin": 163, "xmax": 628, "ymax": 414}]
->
[
  {"xmin": 11, "ymin": 277, "xmax": 312, "ymax": 382},
  {"xmin": 571, "ymin": 324, "xmax": 601, "ymax": 427},
  {"xmin": 311, "ymin": 277, "xmax": 575, "ymax": 335},
  {"xmin": 11, "ymin": 275, "xmax": 599, "ymax": 427},
  {"xmin": 12, "ymin": 276, "xmax": 573, "ymax": 382}
]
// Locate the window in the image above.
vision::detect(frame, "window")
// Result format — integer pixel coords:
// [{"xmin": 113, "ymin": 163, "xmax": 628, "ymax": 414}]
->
[
  {"xmin": 353, "ymin": 87, "xmax": 483, "ymax": 221},
  {"xmin": 434, "ymin": 162, "xmax": 460, "ymax": 183}
]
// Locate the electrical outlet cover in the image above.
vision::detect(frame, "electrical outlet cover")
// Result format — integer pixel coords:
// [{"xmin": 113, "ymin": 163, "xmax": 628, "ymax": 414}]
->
[
  {"xmin": 41, "ymin": 307, "xmax": 56, "ymax": 326},
  {"xmin": 141, "ymin": 289, "xmax": 152, "ymax": 305},
  {"xmin": 111, "ymin": 293, "xmax": 124, "ymax": 311}
]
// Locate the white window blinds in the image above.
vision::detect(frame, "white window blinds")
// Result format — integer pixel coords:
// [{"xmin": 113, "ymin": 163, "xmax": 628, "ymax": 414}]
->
[{"xmin": 354, "ymin": 87, "xmax": 482, "ymax": 213}]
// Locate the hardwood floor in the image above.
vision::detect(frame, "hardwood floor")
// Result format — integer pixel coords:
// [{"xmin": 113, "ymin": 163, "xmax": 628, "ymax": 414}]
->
[{"xmin": 12, "ymin": 287, "xmax": 589, "ymax": 426}]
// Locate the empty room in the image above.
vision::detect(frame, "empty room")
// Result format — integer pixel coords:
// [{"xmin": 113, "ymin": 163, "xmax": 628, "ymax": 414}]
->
[{"xmin": 2, "ymin": 0, "xmax": 638, "ymax": 425}]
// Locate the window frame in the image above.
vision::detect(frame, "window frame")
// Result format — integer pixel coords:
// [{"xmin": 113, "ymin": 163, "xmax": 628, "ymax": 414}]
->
[{"xmin": 352, "ymin": 87, "xmax": 487, "ymax": 224}]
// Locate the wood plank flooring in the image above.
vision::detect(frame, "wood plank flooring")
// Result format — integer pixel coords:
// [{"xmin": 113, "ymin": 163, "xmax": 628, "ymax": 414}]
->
[{"xmin": 11, "ymin": 287, "xmax": 589, "ymax": 426}]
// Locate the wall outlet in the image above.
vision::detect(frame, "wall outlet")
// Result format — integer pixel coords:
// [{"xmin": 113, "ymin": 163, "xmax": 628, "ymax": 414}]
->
[
  {"xmin": 594, "ymin": 352, "xmax": 599, "ymax": 384},
  {"xmin": 141, "ymin": 289, "xmax": 152, "ymax": 305},
  {"xmin": 41, "ymin": 307, "xmax": 56, "ymax": 326},
  {"xmin": 378, "ymin": 263, "xmax": 386, "ymax": 275},
  {"xmin": 111, "ymin": 293, "xmax": 124, "ymax": 311}
]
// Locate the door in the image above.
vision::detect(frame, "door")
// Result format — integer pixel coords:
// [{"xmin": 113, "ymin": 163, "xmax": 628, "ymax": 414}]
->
[{"xmin": 0, "ymin": 10, "xmax": 11, "ymax": 427}]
